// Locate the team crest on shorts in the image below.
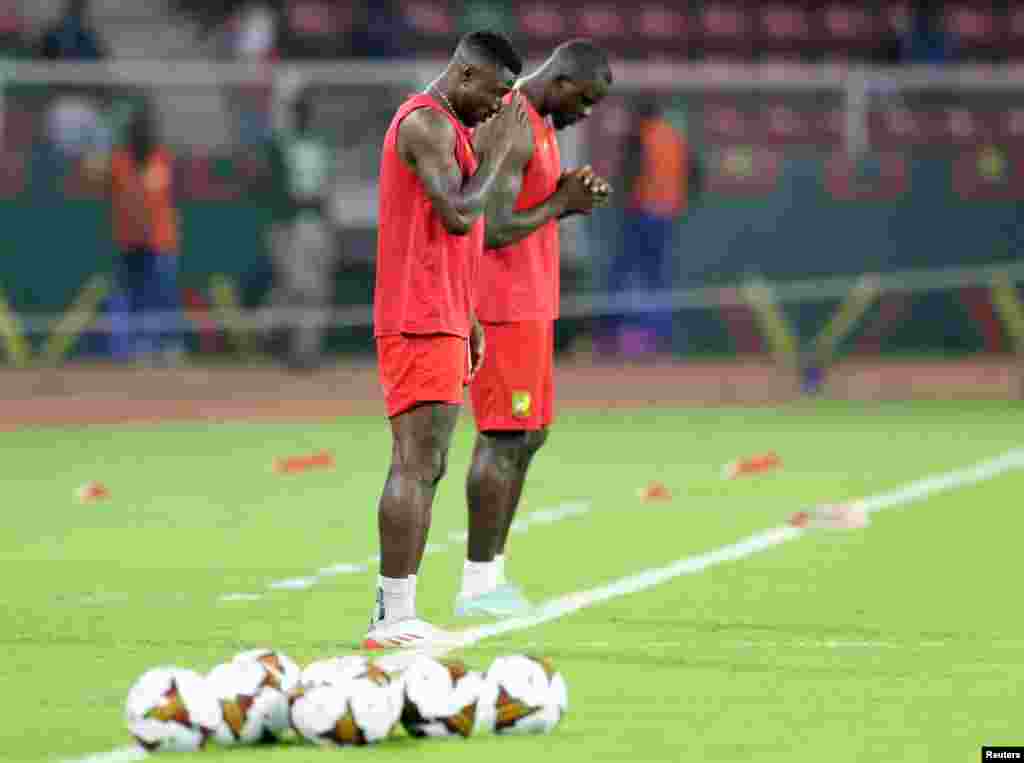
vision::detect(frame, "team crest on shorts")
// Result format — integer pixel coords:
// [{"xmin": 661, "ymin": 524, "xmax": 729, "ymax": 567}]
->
[{"xmin": 511, "ymin": 390, "xmax": 532, "ymax": 418}]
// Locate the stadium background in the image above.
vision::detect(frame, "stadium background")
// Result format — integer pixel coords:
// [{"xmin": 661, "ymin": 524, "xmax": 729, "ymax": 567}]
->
[
  {"xmin": 4, "ymin": 5, "xmax": 1024, "ymax": 763},
  {"xmin": 0, "ymin": 1, "xmax": 1021, "ymax": 402}
]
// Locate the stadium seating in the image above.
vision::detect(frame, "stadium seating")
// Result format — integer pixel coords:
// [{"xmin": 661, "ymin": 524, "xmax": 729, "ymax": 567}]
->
[
  {"xmin": 516, "ymin": 0, "xmax": 566, "ymax": 58},
  {"xmin": 698, "ymin": 1, "xmax": 755, "ymax": 60},
  {"xmin": 632, "ymin": 4, "xmax": 693, "ymax": 58},
  {"xmin": 755, "ymin": 2, "xmax": 812, "ymax": 61},
  {"xmin": 943, "ymin": 2, "xmax": 1003, "ymax": 62},
  {"xmin": 1007, "ymin": 4, "xmax": 1024, "ymax": 59},
  {"xmin": 816, "ymin": 3, "xmax": 880, "ymax": 61},
  {"xmin": 281, "ymin": 0, "xmax": 359, "ymax": 57},
  {"xmin": 400, "ymin": 0, "xmax": 457, "ymax": 56},
  {"xmin": 702, "ymin": 100, "xmax": 753, "ymax": 146},
  {"xmin": 573, "ymin": 3, "xmax": 631, "ymax": 56}
]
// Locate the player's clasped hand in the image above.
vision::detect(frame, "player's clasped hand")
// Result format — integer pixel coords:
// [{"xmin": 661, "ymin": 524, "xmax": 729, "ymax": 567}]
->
[
  {"xmin": 558, "ymin": 164, "xmax": 612, "ymax": 215},
  {"xmin": 474, "ymin": 91, "xmax": 530, "ymax": 160},
  {"xmin": 579, "ymin": 165, "xmax": 612, "ymax": 204},
  {"xmin": 467, "ymin": 318, "xmax": 486, "ymax": 383}
]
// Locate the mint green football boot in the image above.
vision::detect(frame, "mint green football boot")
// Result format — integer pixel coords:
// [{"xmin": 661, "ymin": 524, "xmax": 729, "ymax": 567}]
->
[{"xmin": 454, "ymin": 584, "xmax": 532, "ymax": 618}]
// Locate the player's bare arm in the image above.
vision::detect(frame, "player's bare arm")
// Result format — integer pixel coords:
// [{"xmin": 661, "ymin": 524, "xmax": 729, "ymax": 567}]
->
[
  {"xmin": 398, "ymin": 95, "xmax": 526, "ymax": 236},
  {"xmin": 483, "ymin": 140, "xmax": 606, "ymax": 248},
  {"xmin": 468, "ymin": 314, "xmax": 485, "ymax": 380}
]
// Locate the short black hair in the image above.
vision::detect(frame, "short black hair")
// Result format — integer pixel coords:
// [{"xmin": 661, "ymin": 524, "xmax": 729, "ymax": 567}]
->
[
  {"xmin": 455, "ymin": 30, "xmax": 523, "ymax": 77},
  {"xmin": 552, "ymin": 39, "xmax": 613, "ymax": 86}
]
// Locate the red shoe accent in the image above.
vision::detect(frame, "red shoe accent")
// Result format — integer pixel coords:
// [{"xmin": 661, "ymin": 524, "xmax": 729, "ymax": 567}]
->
[{"xmin": 362, "ymin": 638, "xmax": 385, "ymax": 650}]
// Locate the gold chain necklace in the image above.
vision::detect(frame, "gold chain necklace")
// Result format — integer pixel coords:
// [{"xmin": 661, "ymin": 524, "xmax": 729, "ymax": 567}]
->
[{"xmin": 430, "ymin": 86, "xmax": 458, "ymax": 122}]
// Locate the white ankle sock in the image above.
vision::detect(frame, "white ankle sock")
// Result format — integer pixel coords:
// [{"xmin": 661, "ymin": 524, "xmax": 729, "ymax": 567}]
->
[
  {"xmin": 372, "ymin": 575, "xmax": 415, "ymax": 626},
  {"xmin": 410, "ymin": 574, "xmax": 418, "ymax": 612},
  {"xmin": 494, "ymin": 555, "xmax": 507, "ymax": 586},
  {"xmin": 460, "ymin": 560, "xmax": 497, "ymax": 599}
]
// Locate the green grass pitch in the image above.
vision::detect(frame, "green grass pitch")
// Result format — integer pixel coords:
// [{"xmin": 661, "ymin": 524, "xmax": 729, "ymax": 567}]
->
[{"xmin": 2, "ymin": 401, "xmax": 1022, "ymax": 762}]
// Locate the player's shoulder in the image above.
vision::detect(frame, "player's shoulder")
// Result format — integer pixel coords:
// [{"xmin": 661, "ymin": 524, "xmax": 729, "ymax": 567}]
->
[
  {"xmin": 507, "ymin": 115, "xmax": 536, "ymax": 168},
  {"xmin": 399, "ymin": 105, "xmax": 457, "ymax": 146}
]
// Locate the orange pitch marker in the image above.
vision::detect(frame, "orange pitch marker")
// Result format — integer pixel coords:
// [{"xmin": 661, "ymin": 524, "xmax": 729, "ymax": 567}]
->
[
  {"xmin": 722, "ymin": 452, "xmax": 782, "ymax": 480},
  {"xmin": 273, "ymin": 450, "xmax": 336, "ymax": 475},
  {"xmin": 789, "ymin": 503, "xmax": 869, "ymax": 529},
  {"xmin": 637, "ymin": 481, "xmax": 672, "ymax": 502},
  {"xmin": 76, "ymin": 481, "xmax": 109, "ymax": 503}
]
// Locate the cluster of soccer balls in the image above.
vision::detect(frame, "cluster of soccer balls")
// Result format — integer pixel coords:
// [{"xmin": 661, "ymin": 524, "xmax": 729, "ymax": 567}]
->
[{"xmin": 125, "ymin": 648, "xmax": 568, "ymax": 752}]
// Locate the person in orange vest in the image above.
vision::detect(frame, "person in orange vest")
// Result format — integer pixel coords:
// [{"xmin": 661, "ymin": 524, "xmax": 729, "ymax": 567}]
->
[
  {"xmin": 108, "ymin": 103, "xmax": 183, "ymax": 363},
  {"xmin": 604, "ymin": 98, "xmax": 702, "ymax": 357}
]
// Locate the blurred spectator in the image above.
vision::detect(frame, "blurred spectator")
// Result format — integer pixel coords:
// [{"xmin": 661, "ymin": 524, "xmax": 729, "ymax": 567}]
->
[
  {"xmin": 226, "ymin": 1, "xmax": 277, "ymax": 145},
  {"xmin": 0, "ymin": 1, "xmax": 30, "ymax": 60},
  {"xmin": 233, "ymin": 0, "xmax": 277, "ymax": 59},
  {"xmin": 278, "ymin": 0, "xmax": 352, "ymax": 58},
  {"xmin": 107, "ymin": 103, "xmax": 183, "ymax": 365},
  {"xmin": 351, "ymin": 0, "xmax": 409, "ymax": 58},
  {"xmin": 38, "ymin": 0, "xmax": 107, "ymax": 61},
  {"xmin": 901, "ymin": 2, "xmax": 958, "ymax": 65},
  {"xmin": 264, "ymin": 90, "xmax": 338, "ymax": 372},
  {"xmin": 602, "ymin": 99, "xmax": 702, "ymax": 358},
  {"xmin": 874, "ymin": 13, "xmax": 906, "ymax": 65}
]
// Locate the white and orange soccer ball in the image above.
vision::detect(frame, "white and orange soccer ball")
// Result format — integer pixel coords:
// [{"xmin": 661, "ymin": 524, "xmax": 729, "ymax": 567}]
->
[
  {"xmin": 475, "ymin": 655, "xmax": 568, "ymax": 735},
  {"xmin": 230, "ymin": 648, "xmax": 301, "ymax": 693},
  {"xmin": 290, "ymin": 671, "xmax": 402, "ymax": 746},
  {"xmin": 399, "ymin": 657, "xmax": 484, "ymax": 739},
  {"xmin": 125, "ymin": 667, "xmax": 221, "ymax": 752},
  {"xmin": 298, "ymin": 655, "xmax": 389, "ymax": 690},
  {"xmin": 207, "ymin": 658, "xmax": 291, "ymax": 746}
]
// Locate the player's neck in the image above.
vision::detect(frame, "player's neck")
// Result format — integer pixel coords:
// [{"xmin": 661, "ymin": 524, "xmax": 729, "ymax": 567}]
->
[
  {"xmin": 426, "ymin": 78, "xmax": 461, "ymax": 125},
  {"xmin": 517, "ymin": 76, "xmax": 548, "ymax": 118}
]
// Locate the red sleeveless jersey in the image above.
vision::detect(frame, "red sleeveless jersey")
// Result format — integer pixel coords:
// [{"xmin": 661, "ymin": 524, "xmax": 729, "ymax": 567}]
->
[
  {"xmin": 374, "ymin": 94, "xmax": 483, "ymax": 338},
  {"xmin": 476, "ymin": 97, "xmax": 561, "ymax": 322}
]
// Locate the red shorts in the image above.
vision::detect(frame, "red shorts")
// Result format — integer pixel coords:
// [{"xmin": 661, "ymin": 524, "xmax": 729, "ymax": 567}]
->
[
  {"xmin": 376, "ymin": 333, "xmax": 468, "ymax": 418},
  {"xmin": 470, "ymin": 320, "xmax": 554, "ymax": 432}
]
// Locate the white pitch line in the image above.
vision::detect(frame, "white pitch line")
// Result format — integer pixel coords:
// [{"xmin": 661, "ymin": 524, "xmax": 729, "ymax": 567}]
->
[
  {"xmin": 857, "ymin": 448, "xmax": 1024, "ymax": 514},
  {"xmin": 218, "ymin": 501, "xmax": 591, "ymax": 603},
  {"xmin": 444, "ymin": 526, "xmax": 799, "ymax": 652},
  {"xmin": 63, "ymin": 449, "xmax": 1024, "ymax": 761},
  {"xmin": 379, "ymin": 447, "xmax": 1024, "ymax": 669}
]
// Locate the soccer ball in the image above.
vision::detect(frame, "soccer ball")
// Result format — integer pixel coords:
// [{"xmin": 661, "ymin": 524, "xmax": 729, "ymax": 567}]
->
[
  {"xmin": 298, "ymin": 655, "xmax": 389, "ymax": 690},
  {"xmin": 125, "ymin": 667, "xmax": 221, "ymax": 752},
  {"xmin": 400, "ymin": 657, "xmax": 484, "ymax": 738},
  {"xmin": 207, "ymin": 659, "xmax": 290, "ymax": 745},
  {"xmin": 475, "ymin": 655, "xmax": 568, "ymax": 735},
  {"xmin": 290, "ymin": 674, "xmax": 401, "ymax": 746},
  {"xmin": 231, "ymin": 648, "xmax": 300, "ymax": 693}
]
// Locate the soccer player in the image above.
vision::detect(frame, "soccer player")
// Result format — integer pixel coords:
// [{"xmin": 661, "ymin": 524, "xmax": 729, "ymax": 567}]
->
[
  {"xmin": 367, "ymin": 31, "xmax": 529, "ymax": 649},
  {"xmin": 456, "ymin": 40, "xmax": 613, "ymax": 616}
]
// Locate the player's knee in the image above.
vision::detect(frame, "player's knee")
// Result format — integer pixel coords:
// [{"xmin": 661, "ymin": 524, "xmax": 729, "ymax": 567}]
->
[
  {"xmin": 483, "ymin": 431, "xmax": 527, "ymax": 474},
  {"xmin": 395, "ymin": 435, "xmax": 449, "ymax": 487},
  {"xmin": 407, "ymin": 441, "xmax": 447, "ymax": 487}
]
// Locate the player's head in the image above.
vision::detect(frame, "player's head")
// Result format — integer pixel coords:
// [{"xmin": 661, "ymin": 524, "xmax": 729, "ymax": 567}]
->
[
  {"xmin": 445, "ymin": 31, "xmax": 522, "ymax": 127},
  {"xmin": 542, "ymin": 39, "xmax": 612, "ymax": 130},
  {"xmin": 128, "ymin": 101, "xmax": 158, "ymax": 156},
  {"xmin": 636, "ymin": 96, "xmax": 661, "ymax": 120}
]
